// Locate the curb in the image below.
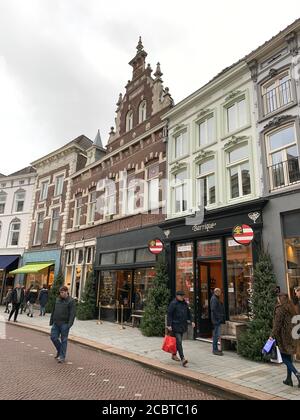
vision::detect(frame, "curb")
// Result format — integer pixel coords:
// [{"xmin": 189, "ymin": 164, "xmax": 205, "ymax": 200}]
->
[{"xmin": 6, "ymin": 321, "xmax": 286, "ymax": 401}]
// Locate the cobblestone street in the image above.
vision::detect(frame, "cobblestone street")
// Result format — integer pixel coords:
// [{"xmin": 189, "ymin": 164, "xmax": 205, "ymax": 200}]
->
[{"xmin": 0, "ymin": 324, "xmax": 227, "ymax": 400}]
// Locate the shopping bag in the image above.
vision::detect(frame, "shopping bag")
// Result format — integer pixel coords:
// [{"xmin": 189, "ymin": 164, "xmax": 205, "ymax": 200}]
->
[
  {"xmin": 162, "ymin": 335, "xmax": 177, "ymax": 354},
  {"xmin": 270, "ymin": 346, "xmax": 283, "ymax": 364},
  {"xmin": 262, "ymin": 338, "xmax": 275, "ymax": 355}
]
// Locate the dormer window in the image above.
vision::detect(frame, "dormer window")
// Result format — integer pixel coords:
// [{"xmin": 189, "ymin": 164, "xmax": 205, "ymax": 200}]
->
[
  {"xmin": 139, "ymin": 101, "xmax": 147, "ymax": 124},
  {"xmin": 126, "ymin": 110, "xmax": 134, "ymax": 132}
]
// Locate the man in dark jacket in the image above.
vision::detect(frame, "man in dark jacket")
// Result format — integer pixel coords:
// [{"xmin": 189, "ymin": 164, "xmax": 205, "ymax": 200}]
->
[
  {"xmin": 8, "ymin": 284, "xmax": 25, "ymax": 322},
  {"xmin": 167, "ymin": 291, "xmax": 195, "ymax": 367},
  {"xmin": 50, "ymin": 286, "xmax": 76, "ymax": 363},
  {"xmin": 39, "ymin": 285, "xmax": 49, "ymax": 316},
  {"xmin": 210, "ymin": 288, "xmax": 225, "ymax": 356},
  {"xmin": 4, "ymin": 288, "xmax": 13, "ymax": 313}
]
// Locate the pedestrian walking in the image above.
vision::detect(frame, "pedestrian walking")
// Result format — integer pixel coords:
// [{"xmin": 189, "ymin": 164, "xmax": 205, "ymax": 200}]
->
[
  {"xmin": 27, "ymin": 285, "xmax": 39, "ymax": 318},
  {"xmin": 4, "ymin": 288, "xmax": 13, "ymax": 313},
  {"xmin": 20, "ymin": 286, "xmax": 28, "ymax": 315},
  {"xmin": 38, "ymin": 285, "xmax": 48, "ymax": 316},
  {"xmin": 8, "ymin": 284, "xmax": 25, "ymax": 322},
  {"xmin": 167, "ymin": 291, "xmax": 195, "ymax": 367},
  {"xmin": 210, "ymin": 288, "xmax": 225, "ymax": 356},
  {"xmin": 270, "ymin": 293, "xmax": 300, "ymax": 388},
  {"xmin": 50, "ymin": 286, "xmax": 76, "ymax": 363}
]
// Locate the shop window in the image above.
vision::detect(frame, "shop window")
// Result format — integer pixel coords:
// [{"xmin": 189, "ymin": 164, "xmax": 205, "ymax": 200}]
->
[
  {"xmin": 176, "ymin": 243, "xmax": 194, "ymax": 309},
  {"xmin": 77, "ymin": 249, "xmax": 84, "ymax": 265},
  {"xmin": 98, "ymin": 271, "xmax": 117, "ymax": 307},
  {"xmin": 116, "ymin": 271, "xmax": 132, "ymax": 308},
  {"xmin": 283, "ymin": 212, "xmax": 300, "ymax": 295},
  {"xmin": 65, "ymin": 266, "xmax": 72, "ymax": 289},
  {"xmin": 66, "ymin": 250, "xmax": 74, "ymax": 265},
  {"xmin": 198, "ymin": 239, "xmax": 221, "ymax": 258},
  {"xmin": 135, "ymin": 248, "xmax": 156, "ymax": 263},
  {"xmin": 226, "ymin": 238, "xmax": 253, "ymax": 322},
  {"xmin": 116, "ymin": 250, "xmax": 134, "ymax": 265},
  {"xmin": 133, "ymin": 268, "xmax": 156, "ymax": 310},
  {"xmin": 86, "ymin": 247, "xmax": 94, "ymax": 264},
  {"xmin": 100, "ymin": 253, "xmax": 116, "ymax": 266}
]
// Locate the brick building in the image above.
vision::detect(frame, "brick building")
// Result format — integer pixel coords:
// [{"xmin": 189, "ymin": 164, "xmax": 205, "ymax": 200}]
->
[
  {"xmin": 11, "ymin": 135, "xmax": 92, "ymax": 289},
  {"xmin": 64, "ymin": 38, "xmax": 173, "ymax": 321}
]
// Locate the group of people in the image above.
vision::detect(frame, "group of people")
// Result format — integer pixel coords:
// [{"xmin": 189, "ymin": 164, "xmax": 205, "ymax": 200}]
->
[
  {"xmin": 4, "ymin": 283, "xmax": 49, "ymax": 322},
  {"xmin": 167, "ymin": 287, "xmax": 300, "ymax": 388}
]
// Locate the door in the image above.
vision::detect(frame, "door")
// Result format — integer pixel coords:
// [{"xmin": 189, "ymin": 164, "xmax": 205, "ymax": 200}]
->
[{"xmin": 197, "ymin": 262, "xmax": 212, "ymax": 338}]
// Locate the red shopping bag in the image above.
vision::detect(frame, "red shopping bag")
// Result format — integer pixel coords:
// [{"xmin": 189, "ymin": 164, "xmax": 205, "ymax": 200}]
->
[{"xmin": 162, "ymin": 335, "xmax": 177, "ymax": 354}]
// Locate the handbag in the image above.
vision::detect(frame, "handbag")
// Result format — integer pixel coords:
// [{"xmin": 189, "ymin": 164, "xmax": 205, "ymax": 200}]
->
[
  {"xmin": 270, "ymin": 346, "xmax": 283, "ymax": 364},
  {"xmin": 262, "ymin": 338, "xmax": 276, "ymax": 355},
  {"xmin": 162, "ymin": 334, "xmax": 177, "ymax": 355}
]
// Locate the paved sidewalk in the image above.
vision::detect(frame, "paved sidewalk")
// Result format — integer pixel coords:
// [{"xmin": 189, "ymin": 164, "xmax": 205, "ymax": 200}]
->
[{"xmin": 1, "ymin": 311, "xmax": 300, "ymax": 400}]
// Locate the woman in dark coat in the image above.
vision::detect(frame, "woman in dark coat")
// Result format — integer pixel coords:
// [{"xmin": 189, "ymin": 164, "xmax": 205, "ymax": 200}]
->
[{"xmin": 271, "ymin": 294, "xmax": 300, "ymax": 387}]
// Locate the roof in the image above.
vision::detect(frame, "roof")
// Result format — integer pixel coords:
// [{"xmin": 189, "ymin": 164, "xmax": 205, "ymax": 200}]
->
[
  {"xmin": 8, "ymin": 166, "xmax": 36, "ymax": 177},
  {"xmin": 0, "ymin": 173, "xmax": 5, "ymax": 177}
]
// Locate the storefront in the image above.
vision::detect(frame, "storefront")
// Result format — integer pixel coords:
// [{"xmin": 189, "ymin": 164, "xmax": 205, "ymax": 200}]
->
[
  {"xmin": 161, "ymin": 199, "xmax": 266, "ymax": 339},
  {"xmin": 282, "ymin": 211, "xmax": 300, "ymax": 296},
  {"xmin": 95, "ymin": 226, "xmax": 163, "ymax": 323},
  {"xmin": 0, "ymin": 255, "xmax": 20, "ymax": 304}
]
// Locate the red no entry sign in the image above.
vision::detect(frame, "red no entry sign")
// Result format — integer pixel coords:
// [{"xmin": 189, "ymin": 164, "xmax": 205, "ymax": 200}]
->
[
  {"xmin": 232, "ymin": 224, "xmax": 254, "ymax": 246},
  {"xmin": 148, "ymin": 239, "xmax": 164, "ymax": 255}
]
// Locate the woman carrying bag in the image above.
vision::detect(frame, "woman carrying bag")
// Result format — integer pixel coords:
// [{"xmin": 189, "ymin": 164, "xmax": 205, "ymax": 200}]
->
[{"xmin": 270, "ymin": 293, "xmax": 300, "ymax": 388}]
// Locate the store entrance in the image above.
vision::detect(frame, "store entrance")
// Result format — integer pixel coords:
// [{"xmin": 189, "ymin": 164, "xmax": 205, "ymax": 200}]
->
[{"xmin": 197, "ymin": 260, "xmax": 223, "ymax": 338}]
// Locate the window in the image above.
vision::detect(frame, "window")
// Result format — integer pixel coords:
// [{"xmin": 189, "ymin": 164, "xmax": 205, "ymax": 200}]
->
[
  {"xmin": 196, "ymin": 159, "xmax": 216, "ymax": 208},
  {"xmin": 54, "ymin": 175, "xmax": 64, "ymax": 196},
  {"xmin": 127, "ymin": 176, "xmax": 137, "ymax": 215},
  {"xmin": 199, "ymin": 115, "xmax": 215, "ymax": 147},
  {"xmin": 176, "ymin": 243, "xmax": 194, "ymax": 308},
  {"xmin": 227, "ymin": 98, "xmax": 247, "ymax": 133},
  {"xmin": 8, "ymin": 219, "xmax": 21, "ymax": 246},
  {"xmin": 126, "ymin": 110, "xmax": 133, "ymax": 132},
  {"xmin": 88, "ymin": 190, "xmax": 97, "ymax": 222},
  {"xmin": 100, "ymin": 253, "xmax": 116, "ymax": 266},
  {"xmin": 86, "ymin": 247, "xmax": 94, "ymax": 264},
  {"xmin": 14, "ymin": 190, "xmax": 25, "ymax": 212},
  {"xmin": 105, "ymin": 183, "xmax": 116, "ymax": 216},
  {"xmin": 74, "ymin": 197, "xmax": 83, "ymax": 226},
  {"xmin": 40, "ymin": 181, "xmax": 49, "ymax": 201},
  {"xmin": 116, "ymin": 250, "xmax": 135, "ymax": 265},
  {"xmin": 0, "ymin": 222, "xmax": 2, "ymax": 241},
  {"xmin": 262, "ymin": 71, "xmax": 292, "ymax": 116},
  {"xmin": 266, "ymin": 125, "xmax": 300, "ymax": 190},
  {"xmin": 66, "ymin": 250, "xmax": 74, "ymax": 265},
  {"xmin": 49, "ymin": 208, "xmax": 60, "ymax": 243},
  {"xmin": 283, "ymin": 212, "xmax": 300, "ymax": 296},
  {"xmin": 135, "ymin": 248, "xmax": 156, "ymax": 263},
  {"xmin": 34, "ymin": 212, "xmax": 44, "ymax": 245},
  {"xmin": 175, "ymin": 132, "xmax": 188, "ymax": 158},
  {"xmin": 139, "ymin": 101, "xmax": 147, "ymax": 123},
  {"xmin": 0, "ymin": 192, "xmax": 7, "ymax": 214},
  {"xmin": 174, "ymin": 170, "xmax": 188, "ymax": 213},
  {"xmin": 77, "ymin": 249, "xmax": 84, "ymax": 265},
  {"xmin": 147, "ymin": 165, "xmax": 159, "ymax": 210},
  {"xmin": 227, "ymin": 145, "xmax": 251, "ymax": 199}
]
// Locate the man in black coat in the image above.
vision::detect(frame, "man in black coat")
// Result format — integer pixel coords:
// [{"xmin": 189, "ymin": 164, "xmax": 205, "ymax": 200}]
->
[
  {"xmin": 8, "ymin": 284, "xmax": 25, "ymax": 322},
  {"xmin": 50, "ymin": 286, "xmax": 76, "ymax": 363},
  {"xmin": 210, "ymin": 288, "xmax": 225, "ymax": 356},
  {"xmin": 167, "ymin": 291, "xmax": 195, "ymax": 367}
]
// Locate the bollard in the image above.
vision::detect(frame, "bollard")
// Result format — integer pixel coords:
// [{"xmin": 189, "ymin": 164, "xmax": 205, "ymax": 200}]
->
[
  {"xmin": 120, "ymin": 304, "xmax": 125, "ymax": 330},
  {"xmin": 96, "ymin": 304, "xmax": 103, "ymax": 325},
  {"xmin": 115, "ymin": 301, "xmax": 119, "ymax": 324}
]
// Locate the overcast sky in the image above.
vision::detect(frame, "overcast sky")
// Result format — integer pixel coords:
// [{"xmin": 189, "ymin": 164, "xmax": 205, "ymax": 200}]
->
[{"xmin": 0, "ymin": 0, "xmax": 299, "ymax": 175}]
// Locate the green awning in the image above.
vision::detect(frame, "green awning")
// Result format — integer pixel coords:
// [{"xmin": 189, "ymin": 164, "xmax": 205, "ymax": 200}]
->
[{"xmin": 10, "ymin": 262, "xmax": 54, "ymax": 275}]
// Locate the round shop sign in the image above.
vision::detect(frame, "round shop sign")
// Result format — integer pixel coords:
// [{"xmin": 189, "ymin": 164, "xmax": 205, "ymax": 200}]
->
[
  {"xmin": 232, "ymin": 224, "xmax": 254, "ymax": 246},
  {"xmin": 148, "ymin": 239, "xmax": 164, "ymax": 255}
]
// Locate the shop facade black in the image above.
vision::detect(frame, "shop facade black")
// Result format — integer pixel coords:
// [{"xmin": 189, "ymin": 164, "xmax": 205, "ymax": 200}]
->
[
  {"xmin": 94, "ymin": 226, "xmax": 165, "ymax": 323},
  {"xmin": 161, "ymin": 199, "xmax": 267, "ymax": 339}
]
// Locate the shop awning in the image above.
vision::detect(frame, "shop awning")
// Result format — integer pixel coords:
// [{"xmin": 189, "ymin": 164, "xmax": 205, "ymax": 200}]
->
[
  {"xmin": 0, "ymin": 255, "xmax": 19, "ymax": 270},
  {"xmin": 10, "ymin": 262, "xmax": 54, "ymax": 275}
]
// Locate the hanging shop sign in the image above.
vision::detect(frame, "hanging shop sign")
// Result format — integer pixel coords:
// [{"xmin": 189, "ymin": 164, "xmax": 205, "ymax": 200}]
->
[
  {"xmin": 232, "ymin": 224, "xmax": 254, "ymax": 246},
  {"xmin": 148, "ymin": 239, "xmax": 164, "ymax": 255}
]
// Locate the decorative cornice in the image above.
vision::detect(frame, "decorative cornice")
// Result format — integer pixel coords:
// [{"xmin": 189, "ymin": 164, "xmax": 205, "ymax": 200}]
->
[
  {"xmin": 194, "ymin": 150, "xmax": 215, "ymax": 163},
  {"xmin": 170, "ymin": 161, "xmax": 188, "ymax": 174},
  {"xmin": 285, "ymin": 32, "xmax": 299, "ymax": 57},
  {"xmin": 263, "ymin": 115, "xmax": 294, "ymax": 130},
  {"xmin": 224, "ymin": 135, "xmax": 248, "ymax": 150},
  {"xmin": 269, "ymin": 68, "xmax": 278, "ymax": 78},
  {"xmin": 225, "ymin": 90, "xmax": 242, "ymax": 102},
  {"xmin": 172, "ymin": 124, "xmax": 186, "ymax": 135},
  {"xmin": 196, "ymin": 108, "xmax": 212, "ymax": 120}
]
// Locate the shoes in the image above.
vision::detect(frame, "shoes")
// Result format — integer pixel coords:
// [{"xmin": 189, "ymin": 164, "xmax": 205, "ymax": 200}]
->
[
  {"xmin": 171, "ymin": 355, "xmax": 180, "ymax": 362},
  {"xmin": 30, "ymin": 314, "xmax": 33, "ymax": 318},
  {"xmin": 213, "ymin": 351, "xmax": 224, "ymax": 356},
  {"xmin": 181, "ymin": 359, "xmax": 188, "ymax": 367},
  {"xmin": 296, "ymin": 373, "xmax": 300, "ymax": 388},
  {"xmin": 27, "ymin": 314, "xmax": 29, "ymax": 317},
  {"xmin": 57, "ymin": 358, "xmax": 65, "ymax": 364},
  {"xmin": 13, "ymin": 320, "xmax": 18, "ymax": 323},
  {"xmin": 283, "ymin": 378, "xmax": 293, "ymax": 387}
]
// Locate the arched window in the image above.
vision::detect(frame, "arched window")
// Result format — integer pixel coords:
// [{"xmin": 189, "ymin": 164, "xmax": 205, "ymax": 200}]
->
[
  {"xmin": 8, "ymin": 218, "xmax": 21, "ymax": 246},
  {"xmin": 138, "ymin": 101, "xmax": 147, "ymax": 124},
  {"xmin": 126, "ymin": 110, "xmax": 133, "ymax": 132}
]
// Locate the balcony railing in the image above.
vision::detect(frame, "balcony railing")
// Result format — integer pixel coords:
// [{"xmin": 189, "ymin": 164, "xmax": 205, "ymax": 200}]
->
[
  {"xmin": 262, "ymin": 80, "xmax": 293, "ymax": 116},
  {"xmin": 269, "ymin": 157, "xmax": 300, "ymax": 191}
]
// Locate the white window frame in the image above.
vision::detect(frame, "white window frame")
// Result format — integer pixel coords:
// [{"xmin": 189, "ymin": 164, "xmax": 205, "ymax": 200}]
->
[
  {"xmin": 74, "ymin": 197, "xmax": 83, "ymax": 227},
  {"xmin": 54, "ymin": 174, "xmax": 64, "ymax": 196},
  {"xmin": 196, "ymin": 158, "xmax": 216, "ymax": 208},
  {"xmin": 225, "ymin": 97, "xmax": 248, "ymax": 135},
  {"xmin": 40, "ymin": 180, "xmax": 49, "ymax": 201},
  {"xmin": 87, "ymin": 190, "xmax": 97, "ymax": 223},
  {"xmin": 139, "ymin": 100, "xmax": 147, "ymax": 124},
  {"xmin": 147, "ymin": 164, "xmax": 160, "ymax": 211},
  {"xmin": 8, "ymin": 219, "xmax": 21, "ymax": 247},
  {"xmin": 0, "ymin": 192, "xmax": 7, "ymax": 214},
  {"xmin": 198, "ymin": 114, "xmax": 215, "ymax": 148},
  {"xmin": 174, "ymin": 131, "xmax": 188, "ymax": 160},
  {"xmin": 104, "ymin": 183, "xmax": 116, "ymax": 216},
  {"xmin": 33, "ymin": 211, "xmax": 45, "ymax": 245},
  {"xmin": 126, "ymin": 110, "xmax": 133, "ymax": 132},
  {"xmin": 262, "ymin": 70, "xmax": 292, "ymax": 116},
  {"xmin": 173, "ymin": 169, "xmax": 188, "ymax": 214},
  {"xmin": 226, "ymin": 144, "xmax": 251, "ymax": 200},
  {"xmin": 48, "ymin": 207, "xmax": 60, "ymax": 243},
  {"xmin": 266, "ymin": 124, "xmax": 299, "ymax": 190},
  {"xmin": 13, "ymin": 190, "xmax": 26, "ymax": 213}
]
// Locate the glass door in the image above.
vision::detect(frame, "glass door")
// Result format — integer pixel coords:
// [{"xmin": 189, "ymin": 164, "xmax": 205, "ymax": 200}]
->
[{"xmin": 197, "ymin": 262, "xmax": 212, "ymax": 338}]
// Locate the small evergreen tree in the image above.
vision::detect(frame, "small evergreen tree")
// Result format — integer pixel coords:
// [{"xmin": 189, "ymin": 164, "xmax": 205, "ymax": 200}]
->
[
  {"xmin": 46, "ymin": 271, "xmax": 64, "ymax": 313},
  {"xmin": 141, "ymin": 256, "xmax": 171, "ymax": 337},
  {"xmin": 237, "ymin": 251, "xmax": 277, "ymax": 361},
  {"xmin": 76, "ymin": 271, "xmax": 97, "ymax": 320}
]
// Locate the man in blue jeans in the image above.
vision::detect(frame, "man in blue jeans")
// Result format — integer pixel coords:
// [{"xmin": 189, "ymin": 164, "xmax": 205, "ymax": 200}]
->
[
  {"xmin": 50, "ymin": 286, "xmax": 76, "ymax": 364},
  {"xmin": 210, "ymin": 288, "xmax": 225, "ymax": 356}
]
